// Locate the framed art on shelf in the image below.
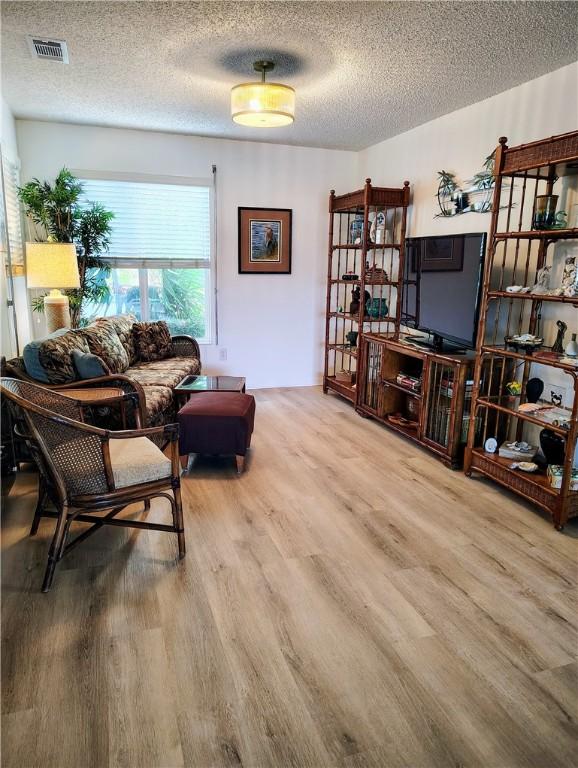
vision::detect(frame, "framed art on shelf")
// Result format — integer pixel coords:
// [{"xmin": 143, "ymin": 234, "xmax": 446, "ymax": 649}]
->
[{"xmin": 238, "ymin": 207, "xmax": 292, "ymax": 274}]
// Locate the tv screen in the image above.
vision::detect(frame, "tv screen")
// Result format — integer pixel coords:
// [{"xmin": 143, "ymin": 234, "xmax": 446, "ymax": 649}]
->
[{"xmin": 403, "ymin": 233, "xmax": 486, "ymax": 349}]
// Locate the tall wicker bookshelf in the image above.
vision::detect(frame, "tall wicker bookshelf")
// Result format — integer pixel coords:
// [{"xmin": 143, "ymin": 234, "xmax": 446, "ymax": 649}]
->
[
  {"xmin": 323, "ymin": 178, "xmax": 410, "ymax": 402},
  {"xmin": 464, "ymin": 130, "xmax": 578, "ymax": 530}
]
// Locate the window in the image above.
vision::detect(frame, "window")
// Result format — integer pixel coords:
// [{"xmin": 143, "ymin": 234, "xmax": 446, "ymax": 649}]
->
[{"xmin": 79, "ymin": 174, "xmax": 215, "ymax": 343}]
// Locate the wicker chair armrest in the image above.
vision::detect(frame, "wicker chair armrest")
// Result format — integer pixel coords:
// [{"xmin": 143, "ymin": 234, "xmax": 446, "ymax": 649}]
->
[
  {"xmin": 53, "ymin": 375, "xmax": 146, "ymax": 426},
  {"xmin": 171, "ymin": 335, "xmax": 201, "ymax": 361},
  {"xmin": 107, "ymin": 422, "xmax": 180, "ymax": 441}
]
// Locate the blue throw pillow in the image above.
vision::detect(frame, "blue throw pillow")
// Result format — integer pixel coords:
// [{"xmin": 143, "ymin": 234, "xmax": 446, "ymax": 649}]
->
[
  {"xmin": 22, "ymin": 328, "xmax": 70, "ymax": 383},
  {"xmin": 71, "ymin": 349, "xmax": 110, "ymax": 380}
]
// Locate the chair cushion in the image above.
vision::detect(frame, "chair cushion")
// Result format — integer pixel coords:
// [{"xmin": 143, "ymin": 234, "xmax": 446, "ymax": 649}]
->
[
  {"xmin": 37, "ymin": 330, "xmax": 91, "ymax": 384},
  {"xmin": 71, "ymin": 349, "xmax": 110, "ymax": 380},
  {"xmin": 132, "ymin": 321, "xmax": 173, "ymax": 362},
  {"xmin": 81, "ymin": 325, "xmax": 129, "ymax": 374},
  {"xmin": 108, "ymin": 436, "xmax": 171, "ymax": 488},
  {"xmin": 94, "ymin": 314, "xmax": 138, "ymax": 365},
  {"xmin": 178, "ymin": 392, "xmax": 255, "ymax": 457},
  {"xmin": 22, "ymin": 327, "xmax": 70, "ymax": 383},
  {"xmin": 126, "ymin": 357, "xmax": 201, "ymax": 389}
]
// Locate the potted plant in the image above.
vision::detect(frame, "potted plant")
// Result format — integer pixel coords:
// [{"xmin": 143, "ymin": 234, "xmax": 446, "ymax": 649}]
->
[
  {"xmin": 18, "ymin": 168, "xmax": 114, "ymax": 327},
  {"xmin": 505, "ymin": 380, "xmax": 522, "ymax": 407}
]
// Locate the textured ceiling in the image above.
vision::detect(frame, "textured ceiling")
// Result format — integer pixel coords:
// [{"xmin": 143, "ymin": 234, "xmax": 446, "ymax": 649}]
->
[{"xmin": 2, "ymin": 1, "xmax": 577, "ymax": 151}]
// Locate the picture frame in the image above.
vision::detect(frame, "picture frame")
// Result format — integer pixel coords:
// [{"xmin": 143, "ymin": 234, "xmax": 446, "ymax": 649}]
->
[{"xmin": 238, "ymin": 207, "xmax": 292, "ymax": 274}]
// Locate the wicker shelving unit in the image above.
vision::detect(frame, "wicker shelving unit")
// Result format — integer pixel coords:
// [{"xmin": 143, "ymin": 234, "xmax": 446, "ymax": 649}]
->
[
  {"xmin": 357, "ymin": 335, "xmax": 478, "ymax": 468},
  {"xmin": 464, "ymin": 131, "xmax": 578, "ymax": 530},
  {"xmin": 323, "ymin": 178, "xmax": 410, "ymax": 402}
]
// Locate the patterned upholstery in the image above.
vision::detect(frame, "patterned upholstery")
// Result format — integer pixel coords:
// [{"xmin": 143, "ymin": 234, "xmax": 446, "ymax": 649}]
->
[
  {"xmin": 81, "ymin": 325, "xmax": 129, "ymax": 374},
  {"xmin": 95, "ymin": 314, "xmax": 138, "ymax": 365},
  {"xmin": 125, "ymin": 357, "xmax": 201, "ymax": 390},
  {"xmin": 140, "ymin": 385, "xmax": 173, "ymax": 422},
  {"xmin": 37, "ymin": 331, "xmax": 91, "ymax": 384},
  {"xmin": 132, "ymin": 321, "xmax": 173, "ymax": 362},
  {"xmin": 5, "ymin": 314, "xmax": 201, "ymax": 429}
]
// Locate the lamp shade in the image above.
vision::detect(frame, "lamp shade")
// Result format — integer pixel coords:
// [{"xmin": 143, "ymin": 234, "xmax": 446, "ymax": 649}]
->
[
  {"xmin": 25, "ymin": 242, "xmax": 80, "ymax": 289},
  {"xmin": 231, "ymin": 82, "xmax": 295, "ymax": 127}
]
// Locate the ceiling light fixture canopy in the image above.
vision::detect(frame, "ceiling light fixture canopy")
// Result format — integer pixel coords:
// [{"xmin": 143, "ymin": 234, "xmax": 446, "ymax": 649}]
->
[{"xmin": 231, "ymin": 60, "xmax": 295, "ymax": 128}]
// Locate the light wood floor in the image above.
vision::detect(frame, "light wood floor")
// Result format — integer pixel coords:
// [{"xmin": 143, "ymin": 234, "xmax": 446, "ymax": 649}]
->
[{"xmin": 2, "ymin": 386, "xmax": 577, "ymax": 768}]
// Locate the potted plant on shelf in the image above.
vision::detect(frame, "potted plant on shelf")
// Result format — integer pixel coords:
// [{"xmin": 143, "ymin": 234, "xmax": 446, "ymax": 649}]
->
[
  {"xmin": 18, "ymin": 168, "xmax": 114, "ymax": 327},
  {"xmin": 505, "ymin": 380, "xmax": 522, "ymax": 407}
]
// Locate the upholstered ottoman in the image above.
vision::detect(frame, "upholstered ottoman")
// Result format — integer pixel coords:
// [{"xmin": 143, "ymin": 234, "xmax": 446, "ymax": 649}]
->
[{"xmin": 177, "ymin": 391, "xmax": 255, "ymax": 473}]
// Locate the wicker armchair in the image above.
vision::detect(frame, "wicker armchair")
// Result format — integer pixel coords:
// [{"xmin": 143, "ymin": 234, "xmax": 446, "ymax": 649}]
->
[{"xmin": 1, "ymin": 378, "xmax": 185, "ymax": 592}]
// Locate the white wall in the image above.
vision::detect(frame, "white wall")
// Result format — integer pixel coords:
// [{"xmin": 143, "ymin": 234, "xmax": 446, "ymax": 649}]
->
[
  {"xmin": 1, "ymin": 97, "xmax": 19, "ymax": 161},
  {"xmin": 357, "ymin": 63, "xmax": 578, "ymax": 234},
  {"xmin": 16, "ymin": 121, "xmax": 357, "ymax": 387},
  {"xmin": 358, "ymin": 62, "xmax": 578, "ymax": 408}
]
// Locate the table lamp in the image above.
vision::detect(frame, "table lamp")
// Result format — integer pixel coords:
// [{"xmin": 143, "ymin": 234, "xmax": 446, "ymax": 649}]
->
[{"xmin": 26, "ymin": 242, "xmax": 81, "ymax": 332}]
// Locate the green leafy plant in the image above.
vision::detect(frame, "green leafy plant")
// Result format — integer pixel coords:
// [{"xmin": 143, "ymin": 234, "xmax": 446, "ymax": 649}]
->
[
  {"xmin": 505, "ymin": 381, "xmax": 522, "ymax": 396},
  {"xmin": 18, "ymin": 169, "xmax": 114, "ymax": 327}
]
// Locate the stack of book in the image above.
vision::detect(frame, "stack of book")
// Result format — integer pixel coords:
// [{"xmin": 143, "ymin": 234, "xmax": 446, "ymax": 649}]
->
[
  {"xmin": 439, "ymin": 377, "xmax": 474, "ymax": 399},
  {"xmin": 396, "ymin": 373, "xmax": 421, "ymax": 392},
  {"xmin": 547, "ymin": 465, "xmax": 578, "ymax": 491}
]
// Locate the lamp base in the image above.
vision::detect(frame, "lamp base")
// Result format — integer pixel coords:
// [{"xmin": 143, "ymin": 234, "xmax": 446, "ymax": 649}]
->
[{"xmin": 43, "ymin": 290, "xmax": 71, "ymax": 333}]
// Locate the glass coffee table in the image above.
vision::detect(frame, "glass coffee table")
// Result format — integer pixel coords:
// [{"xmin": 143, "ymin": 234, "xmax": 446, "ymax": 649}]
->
[{"xmin": 174, "ymin": 375, "xmax": 246, "ymax": 406}]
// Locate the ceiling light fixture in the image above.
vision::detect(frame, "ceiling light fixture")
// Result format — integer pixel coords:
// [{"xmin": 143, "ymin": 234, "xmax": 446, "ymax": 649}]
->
[{"xmin": 231, "ymin": 60, "xmax": 295, "ymax": 128}]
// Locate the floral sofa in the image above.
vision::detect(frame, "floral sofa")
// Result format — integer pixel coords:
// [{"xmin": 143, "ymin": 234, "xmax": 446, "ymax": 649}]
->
[{"xmin": 3, "ymin": 314, "xmax": 201, "ymax": 428}]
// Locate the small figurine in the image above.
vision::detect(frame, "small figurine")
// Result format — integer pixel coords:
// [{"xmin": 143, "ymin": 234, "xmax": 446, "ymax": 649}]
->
[
  {"xmin": 552, "ymin": 320, "xmax": 567, "ymax": 354},
  {"xmin": 561, "ymin": 257, "xmax": 577, "ymax": 298},
  {"xmin": 370, "ymin": 211, "xmax": 388, "ymax": 245},
  {"xmin": 531, "ymin": 265, "xmax": 551, "ymax": 294},
  {"xmin": 349, "ymin": 287, "xmax": 370, "ymax": 316}
]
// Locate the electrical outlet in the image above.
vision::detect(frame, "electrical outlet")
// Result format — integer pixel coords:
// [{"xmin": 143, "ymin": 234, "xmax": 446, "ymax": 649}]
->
[
  {"xmin": 547, "ymin": 383, "xmax": 567, "ymax": 407},
  {"xmin": 219, "ymin": 348, "xmax": 227, "ymax": 361}
]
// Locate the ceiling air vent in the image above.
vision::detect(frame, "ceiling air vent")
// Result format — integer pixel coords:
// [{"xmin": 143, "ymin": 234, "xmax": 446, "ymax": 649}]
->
[{"xmin": 27, "ymin": 36, "xmax": 69, "ymax": 63}]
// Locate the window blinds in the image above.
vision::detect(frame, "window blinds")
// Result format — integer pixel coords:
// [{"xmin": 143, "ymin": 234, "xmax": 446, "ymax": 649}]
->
[
  {"xmin": 2, "ymin": 156, "xmax": 24, "ymax": 268},
  {"xmin": 79, "ymin": 177, "xmax": 212, "ymax": 268}
]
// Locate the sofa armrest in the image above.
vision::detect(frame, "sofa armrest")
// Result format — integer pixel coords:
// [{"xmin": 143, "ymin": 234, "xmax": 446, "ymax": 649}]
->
[
  {"xmin": 171, "ymin": 335, "xmax": 201, "ymax": 362},
  {"xmin": 54, "ymin": 375, "xmax": 147, "ymax": 426}
]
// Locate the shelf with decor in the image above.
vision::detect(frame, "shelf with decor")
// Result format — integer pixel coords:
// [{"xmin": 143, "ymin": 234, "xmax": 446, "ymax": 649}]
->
[
  {"xmin": 487, "ymin": 290, "xmax": 578, "ymax": 305},
  {"xmin": 323, "ymin": 178, "xmax": 410, "ymax": 403},
  {"xmin": 464, "ymin": 130, "xmax": 578, "ymax": 530}
]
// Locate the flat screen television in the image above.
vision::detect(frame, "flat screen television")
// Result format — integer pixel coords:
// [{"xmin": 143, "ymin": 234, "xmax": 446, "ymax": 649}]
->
[{"xmin": 402, "ymin": 232, "xmax": 487, "ymax": 352}]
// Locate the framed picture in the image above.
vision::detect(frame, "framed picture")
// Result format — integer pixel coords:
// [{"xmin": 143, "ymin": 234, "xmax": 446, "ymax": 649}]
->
[{"xmin": 238, "ymin": 207, "xmax": 292, "ymax": 274}]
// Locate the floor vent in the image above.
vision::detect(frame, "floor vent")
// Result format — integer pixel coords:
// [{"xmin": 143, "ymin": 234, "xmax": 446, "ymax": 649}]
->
[{"xmin": 27, "ymin": 36, "xmax": 69, "ymax": 63}]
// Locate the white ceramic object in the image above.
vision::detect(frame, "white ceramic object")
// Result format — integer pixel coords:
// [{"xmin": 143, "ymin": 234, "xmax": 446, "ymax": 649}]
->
[
  {"xmin": 531, "ymin": 266, "xmax": 551, "ymax": 294},
  {"xmin": 484, "ymin": 437, "xmax": 497, "ymax": 454},
  {"xmin": 565, "ymin": 333, "xmax": 578, "ymax": 358},
  {"xmin": 510, "ymin": 462, "xmax": 539, "ymax": 473}
]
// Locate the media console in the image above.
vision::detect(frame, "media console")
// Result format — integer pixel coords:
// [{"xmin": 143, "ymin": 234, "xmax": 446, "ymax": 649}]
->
[{"xmin": 356, "ymin": 334, "xmax": 478, "ymax": 468}]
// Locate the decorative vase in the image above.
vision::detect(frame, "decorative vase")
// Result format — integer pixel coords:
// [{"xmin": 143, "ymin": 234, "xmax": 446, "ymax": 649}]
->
[
  {"xmin": 526, "ymin": 377, "xmax": 544, "ymax": 404},
  {"xmin": 533, "ymin": 194, "xmax": 558, "ymax": 229},
  {"xmin": 565, "ymin": 333, "xmax": 578, "ymax": 358},
  {"xmin": 539, "ymin": 429, "xmax": 566, "ymax": 465},
  {"xmin": 368, "ymin": 297, "xmax": 388, "ymax": 318}
]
